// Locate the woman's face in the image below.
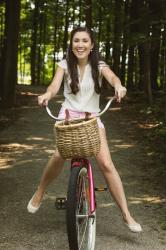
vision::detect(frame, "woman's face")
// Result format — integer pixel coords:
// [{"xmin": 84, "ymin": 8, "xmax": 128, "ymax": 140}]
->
[{"xmin": 72, "ymin": 31, "xmax": 94, "ymax": 61}]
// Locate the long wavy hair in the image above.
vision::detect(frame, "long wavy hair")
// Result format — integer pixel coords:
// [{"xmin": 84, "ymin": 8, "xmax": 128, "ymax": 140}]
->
[{"xmin": 66, "ymin": 27, "xmax": 101, "ymax": 95}]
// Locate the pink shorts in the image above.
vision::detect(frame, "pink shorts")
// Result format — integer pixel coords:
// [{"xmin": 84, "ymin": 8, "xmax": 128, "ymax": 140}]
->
[{"xmin": 57, "ymin": 107, "xmax": 104, "ymax": 128}]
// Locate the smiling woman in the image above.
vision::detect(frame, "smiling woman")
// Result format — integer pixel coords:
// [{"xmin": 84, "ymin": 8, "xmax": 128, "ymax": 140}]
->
[
  {"xmin": 27, "ymin": 26, "xmax": 142, "ymax": 233},
  {"xmin": 67, "ymin": 27, "xmax": 102, "ymax": 96},
  {"xmin": 72, "ymin": 31, "xmax": 93, "ymax": 60}
]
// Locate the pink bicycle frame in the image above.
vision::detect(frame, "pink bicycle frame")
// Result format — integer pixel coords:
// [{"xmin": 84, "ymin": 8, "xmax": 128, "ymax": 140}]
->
[
  {"xmin": 71, "ymin": 158, "xmax": 96, "ymax": 214},
  {"xmin": 87, "ymin": 160, "xmax": 96, "ymax": 213}
]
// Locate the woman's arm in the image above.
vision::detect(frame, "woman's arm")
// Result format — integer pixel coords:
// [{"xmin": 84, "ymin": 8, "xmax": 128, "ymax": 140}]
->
[
  {"xmin": 38, "ymin": 66, "xmax": 65, "ymax": 106},
  {"xmin": 101, "ymin": 66, "xmax": 127, "ymax": 102}
]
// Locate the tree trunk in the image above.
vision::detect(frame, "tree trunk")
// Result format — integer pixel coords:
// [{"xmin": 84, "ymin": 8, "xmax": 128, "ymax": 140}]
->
[
  {"xmin": 112, "ymin": 0, "xmax": 123, "ymax": 76},
  {"xmin": 139, "ymin": 43, "xmax": 153, "ymax": 103},
  {"xmin": 160, "ymin": 25, "xmax": 166, "ymax": 90},
  {"xmin": 137, "ymin": 1, "xmax": 153, "ymax": 103},
  {"xmin": 105, "ymin": 15, "xmax": 112, "ymax": 65},
  {"xmin": 120, "ymin": 0, "xmax": 129, "ymax": 85},
  {"xmin": 0, "ymin": 4, "xmax": 5, "ymax": 90},
  {"xmin": 85, "ymin": 0, "xmax": 92, "ymax": 29},
  {"xmin": 149, "ymin": 1, "xmax": 161, "ymax": 90},
  {"xmin": 30, "ymin": 0, "xmax": 40, "ymax": 86},
  {"xmin": 1, "ymin": 0, "xmax": 21, "ymax": 107},
  {"xmin": 127, "ymin": 46, "xmax": 135, "ymax": 89},
  {"xmin": 41, "ymin": 10, "xmax": 46, "ymax": 84},
  {"xmin": 63, "ymin": 0, "xmax": 70, "ymax": 56},
  {"xmin": 97, "ymin": 0, "xmax": 102, "ymax": 44},
  {"xmin": 150, "ymin": 25, "xmax": 160, "ymax": 90},
  {"xmin": 78, "ymin": 0, "xmax": 82, "ymax": 26},
  {"xmin": 126, "ymin": 0, "xmax": 137, "ymax": 89},
  {"xmin": 52, "ymin": 0, "xmax": 59, "ymax": 78},
  {"xmin": 37, "ymin": 8, "xmax": 43, "ymax": 85}
]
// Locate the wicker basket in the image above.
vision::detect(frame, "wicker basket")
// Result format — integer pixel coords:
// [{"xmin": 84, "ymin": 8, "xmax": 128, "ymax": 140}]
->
[{"xmin": 54, "ymin": 117, "xmax": 101, "ymax": 159}]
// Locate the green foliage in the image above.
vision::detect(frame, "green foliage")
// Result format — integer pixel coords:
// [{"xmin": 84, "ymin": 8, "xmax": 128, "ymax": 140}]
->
[{"xmin": 1, "ymin": 0, "xmax": 166, "ymax": 90}]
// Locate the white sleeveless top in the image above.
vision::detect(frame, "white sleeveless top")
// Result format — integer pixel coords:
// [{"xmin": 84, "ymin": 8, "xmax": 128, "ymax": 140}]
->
[{"xmin": 57, "ymin": 59, "xmax": 107, "ymax": 112}]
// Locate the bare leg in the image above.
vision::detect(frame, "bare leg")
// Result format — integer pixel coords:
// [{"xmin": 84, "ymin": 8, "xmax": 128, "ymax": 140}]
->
[
  {"xmin": 96, "ymin": 128, "xmax": 139, "ymax": 225},
  {"xmin": 30, "ymin": 149, "xmax": 65, "ymax": 207}
]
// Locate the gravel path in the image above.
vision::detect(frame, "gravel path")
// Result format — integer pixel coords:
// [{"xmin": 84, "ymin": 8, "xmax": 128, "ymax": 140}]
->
[{"xmin": 0, "ymin": 88, "xmax": 165, "ymax": 250}]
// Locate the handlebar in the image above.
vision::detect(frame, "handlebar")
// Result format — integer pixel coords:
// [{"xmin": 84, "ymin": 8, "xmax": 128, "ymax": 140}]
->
[{"xmin": 46, "ymin": 96, "xmax": 116, "ymax": 121}]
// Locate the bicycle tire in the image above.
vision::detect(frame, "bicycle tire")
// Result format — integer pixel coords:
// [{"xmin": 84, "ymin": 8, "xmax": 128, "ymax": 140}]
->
[{"xmin": 66, "ymin": 164, "xmax": 96, "ymax": 250}]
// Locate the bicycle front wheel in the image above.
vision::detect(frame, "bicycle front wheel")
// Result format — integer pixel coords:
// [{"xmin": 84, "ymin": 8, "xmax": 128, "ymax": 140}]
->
[{"xmin": 66, "ymin": 165, "xmax": 96, "ymax": 250}]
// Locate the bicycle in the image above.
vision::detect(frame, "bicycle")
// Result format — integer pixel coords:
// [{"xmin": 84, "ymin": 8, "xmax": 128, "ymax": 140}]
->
[{"xmin": 46, "ymin": 96, "xmax": 116, "ymax": 250}]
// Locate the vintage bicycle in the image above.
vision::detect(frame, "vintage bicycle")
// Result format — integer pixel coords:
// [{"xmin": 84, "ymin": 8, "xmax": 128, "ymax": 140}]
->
[{"xmin": 46, "ymin": 96, "xmax": 116, "ymax": 250}]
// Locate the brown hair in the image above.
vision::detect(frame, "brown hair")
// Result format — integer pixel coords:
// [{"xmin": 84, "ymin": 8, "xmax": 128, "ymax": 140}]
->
[{"xmin": 66, "ymin": 27, "xmax": 101, "ymax": 95}]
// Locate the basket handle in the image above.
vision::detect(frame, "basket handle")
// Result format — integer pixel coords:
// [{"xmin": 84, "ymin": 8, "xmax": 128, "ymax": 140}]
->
[
  {"xmin": 64, "ymin": 109, "xmax": 70, "ymax": 124},
  {"xmin": 85, "ymin": 112, "xmax": 91, "ymax": 120}
]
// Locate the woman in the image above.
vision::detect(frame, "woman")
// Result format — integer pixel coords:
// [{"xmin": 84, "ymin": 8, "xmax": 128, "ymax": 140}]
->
[{"xmin": 27, "ymin": 27, "xmax": 142, "ymax": 233}]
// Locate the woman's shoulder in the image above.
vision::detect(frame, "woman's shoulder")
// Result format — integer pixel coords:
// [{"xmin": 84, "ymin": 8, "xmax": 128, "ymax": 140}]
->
[{"xmin": 57, "ymin": 59, "xmax": 67, "ymax": 70}]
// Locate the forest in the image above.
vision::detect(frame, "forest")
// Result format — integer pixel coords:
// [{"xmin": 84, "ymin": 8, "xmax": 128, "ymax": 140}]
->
[{"xmin": 0, "ymin": 0, "xmax": 165, "ymax": 107}]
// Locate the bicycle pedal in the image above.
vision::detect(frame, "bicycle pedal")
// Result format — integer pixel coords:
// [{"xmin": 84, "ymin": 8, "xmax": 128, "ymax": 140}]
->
[
  {"xmin": 55, "ymin": 197, "xmax": 67, "ymax": 210},
  {"xmin": 95, "ymin": 187, "xmax": 108, "ymax": 192}
]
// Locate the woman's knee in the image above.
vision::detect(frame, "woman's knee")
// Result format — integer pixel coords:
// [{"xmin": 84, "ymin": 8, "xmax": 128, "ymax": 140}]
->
[
  {"xmin": 52, "ymin": 149, "xmax": 64, "ymax": 163},
  {"xmin": 98, "ymin": 158, "xmax": 116, "ymax": 174},
  {"xmin": 53, "ymin": 148, "xmax": 60, "ymax": 157}
]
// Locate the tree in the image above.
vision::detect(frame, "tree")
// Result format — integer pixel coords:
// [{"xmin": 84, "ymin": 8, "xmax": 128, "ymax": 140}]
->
[
  {"xmin": 0, "ymin": 0, "xmax": 21, "ymax": 107},
  {"xmin": 137, "ymin": 1, "xmax": 153, "ymax": 103},
  {"xmin": 112, "ymin": 0, "xmax": 123, "ymax": 76},
  {"xmin": 85, "ymin": 0, "xmax": 92, "ymax": 29},
  {"xmin": 126, "ymin": 0, "xmax": 136, "ymax": 89},
  {"xmin": 120, "ymin": 0, "xmax": 129, "ymax": 85},
  {"xmin": 63, "ymin": 0, "xmax": 70, "ymax": 55},
  {"xmin": 149, "ymin": 0, "xmax": 161, "ymax": 90},
  {"xmin": 30, "ymin": 0, "xmax": 40, "ymax": 86}
]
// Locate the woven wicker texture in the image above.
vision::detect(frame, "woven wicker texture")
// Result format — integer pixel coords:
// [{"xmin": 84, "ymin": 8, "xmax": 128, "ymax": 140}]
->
[{"xmin": 54, "ymin": 117, "xmax": 101, "ymax": 159}]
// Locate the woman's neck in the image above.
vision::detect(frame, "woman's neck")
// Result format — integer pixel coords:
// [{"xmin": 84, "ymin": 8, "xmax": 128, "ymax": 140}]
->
[{"xmin": 77, "ymin": 58, "xmax": 88, "ymax": 67}]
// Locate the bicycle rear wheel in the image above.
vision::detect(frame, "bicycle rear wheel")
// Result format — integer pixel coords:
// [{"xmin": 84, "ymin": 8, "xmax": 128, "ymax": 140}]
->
[{"xmin": 66, "ymin": 164, "xmax": 96, "ymax": 250}]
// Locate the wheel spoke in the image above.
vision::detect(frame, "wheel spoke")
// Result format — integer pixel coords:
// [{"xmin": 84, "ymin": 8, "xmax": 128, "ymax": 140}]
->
[
  {"xmin": 76, "ymin": 174, "xmax": 90, "ymax": 249},
  {"xmin": 66, "ymin": 165, "xmax": 96, "ymax": 250},
  {"xmin": 78, "ymin": 217, "xmax": 88, "ymax": 250}
]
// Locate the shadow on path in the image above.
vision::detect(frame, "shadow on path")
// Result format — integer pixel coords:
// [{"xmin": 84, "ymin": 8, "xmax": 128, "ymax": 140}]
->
[{"xmin": 0, "ymin": 85, "xmax": 165, "ymax": 249}]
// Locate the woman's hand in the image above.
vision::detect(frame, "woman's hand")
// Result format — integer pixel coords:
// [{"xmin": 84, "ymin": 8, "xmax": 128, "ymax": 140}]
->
[
  {"xmin": 38, "ymin": 92, "xmax": 52, "ymax": 107},
  {"xmin": 115, "ymin": 86, "xmax": 127, "ymax": 102}
]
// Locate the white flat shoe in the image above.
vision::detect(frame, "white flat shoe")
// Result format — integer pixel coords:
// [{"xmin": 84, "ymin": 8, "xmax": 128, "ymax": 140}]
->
[
  {"xmin": 27, "ymin": 193, "xmax": 41, "ymax": 214},
  {"xmin": 125, "ymin": 222, "xmax": 142, "ymax": 233}
]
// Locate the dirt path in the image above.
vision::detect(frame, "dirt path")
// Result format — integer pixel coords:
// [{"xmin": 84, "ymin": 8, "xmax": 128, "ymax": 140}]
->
[{"xmin": 0, "ymin": 86, "xmax": 165, "ymax": 250}]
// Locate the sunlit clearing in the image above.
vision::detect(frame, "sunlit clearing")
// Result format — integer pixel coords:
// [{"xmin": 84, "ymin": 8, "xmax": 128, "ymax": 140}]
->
[
  {"xmin": 147, "ymin": 152, "xmax": 155, "ymax": 156},
  {"xmin": 128, "ymin": 196, "xmax": 166, "ymax": 204},
  {"xmin": 20, "ymin": 91, "xmax": 38, "ymax": 96},
  {"xmin": 111, "ymin": 139, "xmax": 123, "ymax": 143},
  {"xmin": 105, "ymin": 96, "xmax": 114, "ymax": 100},
  {"xmin": 114, "ymin": 143, "xmax": 135, "ymax": 149},
  {"xmin": 26, "ymin": 137, "xmax": 45, "ymax": 141},
  {"xmin": 45, "ymin": 149, "xmax": 55, "ymax": 154},
  {"xmin": 138, "ymin": 123, "xmax": 161, "ymax": 129},
  {"xmin": 1, "ymin": 143, "xmax": 34, "ymax": 150},
  {"xmin": 0, "ymin": 158, "xmax": 13, "ymax": 169},
  {"xmin": 44, "ymin": 194, "xmax": 57, "ymax": 200},
  {"xmin": 30, "ymin": 3, "xmax": 35, "ymax": 9},
  {"xmin": 98, "ymin": 202, "xmax": 115, "ymax": 208},
  {"xmin": 55, "ymin": 100, "xmax": 63, "ymax": 104},
  {"xmin": 109, "ymin": 107, "xmax": 121, "ymax": 111}
]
